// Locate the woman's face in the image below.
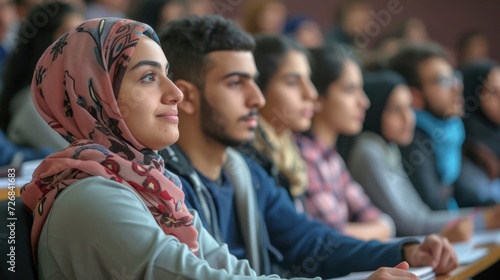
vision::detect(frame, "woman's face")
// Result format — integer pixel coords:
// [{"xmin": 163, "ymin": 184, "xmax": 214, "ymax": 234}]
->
[
  {"xmin": 261, "ymin": 50, "xmax": 317, "ymax": 133},
  {"xmin": 479, "ymin": 67, "xmax": 500, "ymax": 125},
  {"xmin": 118, "ymin": 36, "xmax": 184, "ymax": 151},
  {"xmin": 257, "ymin": 1, "xmax": 287, "ymax": 34},
  {"xmin": 158, "ymin": 2, "xmax": 186, "ymax": 29},
  {"xmin": 381, "ymin": 85, "xmax": 415, "ymax": 145},
  {"xmin": 318, "ymin": 59, "xmax": 370, "ymax": 135}
]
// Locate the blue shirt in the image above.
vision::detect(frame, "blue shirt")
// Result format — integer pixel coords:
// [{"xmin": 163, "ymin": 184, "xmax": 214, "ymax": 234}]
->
[
  {"xmin": 197, "ymin": 170, "xmax": 246, "ymax": 259},
  {"xmin": 178, "ymin": 153, "xmax": 408, "ymax": 278}
]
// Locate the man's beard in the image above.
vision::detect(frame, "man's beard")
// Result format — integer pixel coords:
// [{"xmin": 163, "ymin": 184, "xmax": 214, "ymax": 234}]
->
[{"xmin": 199, "ymin": 92, "xmax": 257, "ymax": 148}]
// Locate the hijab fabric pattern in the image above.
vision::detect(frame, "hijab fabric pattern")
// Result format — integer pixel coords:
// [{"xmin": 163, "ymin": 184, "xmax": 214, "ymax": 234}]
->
[{"xmin": 21, "ymin": 18, "xmax": 199, "ymax": 257}]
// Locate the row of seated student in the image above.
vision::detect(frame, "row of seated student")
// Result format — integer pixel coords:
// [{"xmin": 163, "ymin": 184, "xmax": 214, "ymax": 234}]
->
[
  {"xmin": 0, "ymin": 3, "xmax": 498, "ymax": 280},
  {"xmin": 1, "ymin": 15, "xmax": 460, "ymax": 280},
  {"xmin": 0, "ymin": 0, "xmax": 492, "ymax": 144},
  {"xmin": 0, "ymin": 0, "xmax": 498, "ymax": 246}
]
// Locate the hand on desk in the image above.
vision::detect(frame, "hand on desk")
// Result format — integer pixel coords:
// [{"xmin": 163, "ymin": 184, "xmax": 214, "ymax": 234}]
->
[
  {"xmin": 367, "ymin": 262, "xmax": 418, "ymax": 280},
  {"xmin": 403, "ymin": 234, "xmax": 458, "ymax": 275},
  {"xmin": 483, "ymin": 205, "xmax": 500, "ymax": 229},
  {"xmin": 441, "ymin": 216, "xmax": 474, "ymax": 243}
]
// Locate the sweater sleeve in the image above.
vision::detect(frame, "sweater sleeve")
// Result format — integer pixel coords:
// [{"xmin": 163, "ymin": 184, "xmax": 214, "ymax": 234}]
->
[
  {"xmin": 37, "ymin": 176, "xmax": 283, "ymax": 280},
  {"xmin": 7, "ymin": 88, "xmax": 68, "ymax": 151},
  {"xmin": 347, "ymin": 135, "xmax": 469, "ymax": 236},
  {"xmin": 246, "ymin": 159, "xmax": 408, "ymax": 278},
  {"xmin": 399, "ymin": 130, "xmax": 451, "ymax": 210}
]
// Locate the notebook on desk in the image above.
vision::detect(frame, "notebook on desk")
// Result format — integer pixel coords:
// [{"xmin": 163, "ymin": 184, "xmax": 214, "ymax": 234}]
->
[{"xmin": 328, "ymin": 266, "xmax": 435, "ymax": 280}]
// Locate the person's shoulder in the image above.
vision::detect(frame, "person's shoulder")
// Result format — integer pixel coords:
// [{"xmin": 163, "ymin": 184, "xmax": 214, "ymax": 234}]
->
[
  {"xmin": 241, "ymin": 153, "xmax": 271, "ymax": 178},
  {"xmin": 413, "ymin": 127, "xmax": 430, "ymax": 140},
  {"xmin": 353, "ymin": 132, "xmax": 387, "ymax": 156},
  {"xmin": 240, "ymin": 153, "xmax": 280, "ymax": 190},
  {"xmin": 401, "ymin": 127, "xmax": 432, "ymax": 152},
  {"xmin": 54, "ymin": 176, "xmax": 146, "ymax": 211}
]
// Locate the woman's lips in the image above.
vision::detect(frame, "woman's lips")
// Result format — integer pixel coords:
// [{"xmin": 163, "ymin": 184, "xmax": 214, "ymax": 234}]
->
[{"xmin": 156, "ymin": 111, "xmax": 179, "ymax": 123}]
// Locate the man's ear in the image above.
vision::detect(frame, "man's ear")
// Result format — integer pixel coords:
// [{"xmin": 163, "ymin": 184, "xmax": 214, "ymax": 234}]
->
[
  {"xmin": 175, "ymin": 80, "xmax": 199, "ymax": 115},
  {"xmin": 410, "ymin": 86, "xmax": 424, "ymax": 109}
]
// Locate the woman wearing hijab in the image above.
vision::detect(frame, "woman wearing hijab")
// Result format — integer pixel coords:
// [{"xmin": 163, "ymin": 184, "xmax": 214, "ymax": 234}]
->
[
  {"xmin": 20, "ymin": 18, "xmax": 292, "ymax": 280},
  {"xmin": 455, "ymin": 61, "xmax": 500, "ymax": 206},
  {"xmin": 347, "ymin": 70, "xmax": 500, "ymax": 240}
]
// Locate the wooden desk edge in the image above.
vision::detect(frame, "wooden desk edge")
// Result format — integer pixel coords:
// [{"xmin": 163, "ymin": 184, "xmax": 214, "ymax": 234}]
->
[{"xmin": 436, "ymin": 245, "xmax": 500, "ymax": 280}]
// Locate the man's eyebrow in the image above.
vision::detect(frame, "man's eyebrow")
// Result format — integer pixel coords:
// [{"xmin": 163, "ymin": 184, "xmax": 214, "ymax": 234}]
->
[
  {"xmin": 221, "ymin": 71, "xmax": 259, "ymax": 80},
  {"xmin": 129, "ymin": 60, "xmax": 163, "ymax": 71}
]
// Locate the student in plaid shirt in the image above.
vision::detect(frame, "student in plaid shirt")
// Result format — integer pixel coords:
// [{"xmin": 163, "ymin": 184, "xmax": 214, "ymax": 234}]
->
[{"xmin": 296, "ymin": 45, "xmax": 394, "ymax": 241}]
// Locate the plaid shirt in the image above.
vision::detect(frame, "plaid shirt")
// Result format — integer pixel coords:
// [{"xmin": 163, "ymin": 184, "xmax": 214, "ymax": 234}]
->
[{"xmin": 295, "ymin": 132, "xmax": 380, "ymax": 232}]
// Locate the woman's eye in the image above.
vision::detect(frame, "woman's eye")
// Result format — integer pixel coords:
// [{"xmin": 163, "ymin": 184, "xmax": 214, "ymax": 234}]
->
[
  {"xmin": 141, "ymin": 73, "xmax": 156, "ymax": 83},
  {"xmin": 286, "ymin": 79, "xmax": 299, "ymax": 86},
  {"xmin": 167, "ymin": 72, "xmax": 173, "ymax": 80}
]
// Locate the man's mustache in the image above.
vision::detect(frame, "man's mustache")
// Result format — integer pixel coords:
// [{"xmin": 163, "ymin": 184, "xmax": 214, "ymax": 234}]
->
[{"xmin": 239, "ymin": 110, "xmax": 259, "ymax": 121}]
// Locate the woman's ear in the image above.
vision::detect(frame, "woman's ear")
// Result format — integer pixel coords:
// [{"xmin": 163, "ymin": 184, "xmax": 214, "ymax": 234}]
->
[
  {"xmin": 175, "ymin": 80, "xmax": 199, "ymax": 115},
  {"xmin": 314, "ymin": 96, "xmax": 325, "ymax": 112}
]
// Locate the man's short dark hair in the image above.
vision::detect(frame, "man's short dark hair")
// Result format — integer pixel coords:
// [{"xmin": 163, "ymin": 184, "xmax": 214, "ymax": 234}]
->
[
  {"xmin": 388, "ymin": 42, "xmax": 448, "ymax": 89},
  {"xmin": 158, "ymin": 15, "xmax": 255, "ymax": 88}
]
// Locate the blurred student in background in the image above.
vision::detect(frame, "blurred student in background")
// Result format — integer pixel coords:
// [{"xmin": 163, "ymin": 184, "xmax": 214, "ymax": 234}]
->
[
  {"xmin": 0, "ymin": 2, "xmax": 83, "ymax": 151},
  {"xmin": 457, "ymin": 31, "xmax": 490, "ymax": 68},
  {"xmin": 455, "ymin": 61, "xmax": 500, "ymax": 206},
  {"xmin": 240, "ymin": 0, "xmax": 287, "ymax": 35},
  {"xmin": 283, "ymin": 16, "xmax": 324, "ymax": 49},
  {"xmin": 84, "ymin": 0, "xmax": 129, "ymax": 19},
  {"xmin": 389, "ymin": 43, "xmax": 465, "ymax": 211},
  {"xmin": 240, "ymin": 34, "xmax": 317, "ymax": 211},
  {"xmin": 129, "ymin": 0, "xmax": 186, "ymax": 32},
  {"xmin": 0, "ymin": 0, "xmax": 17, "ymax": 93},
  {"xmin": 347, "ymin": 70, "xmax": 500, "ymax": 242},
  {"xmin": 295, "ymin": 44, "xmax": 394, "ymax": 241}
]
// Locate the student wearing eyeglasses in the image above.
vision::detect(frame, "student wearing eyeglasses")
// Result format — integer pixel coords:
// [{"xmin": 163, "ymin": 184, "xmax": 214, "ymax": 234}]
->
[{"xmin": 388, "ymin": 43, "xmax": 466, "ymax": 212}]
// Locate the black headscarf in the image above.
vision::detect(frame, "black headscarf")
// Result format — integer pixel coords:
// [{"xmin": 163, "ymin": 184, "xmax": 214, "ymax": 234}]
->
[
  {"xmin": 362, "ymin": 70, "xmax": 408, "ymax": 136},
  {"xmin": 462, "ymin": 60, "xmax": 500, "ymax": 156}
]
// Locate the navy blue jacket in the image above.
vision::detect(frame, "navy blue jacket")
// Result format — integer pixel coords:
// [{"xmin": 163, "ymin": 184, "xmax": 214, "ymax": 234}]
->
[{"xmin": 162, "ymin": 145, "xmax": 410, "ymax": 278}]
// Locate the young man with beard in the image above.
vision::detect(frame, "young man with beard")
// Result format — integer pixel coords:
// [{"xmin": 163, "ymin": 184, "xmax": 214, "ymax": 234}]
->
[{"xmin": 158, "ymin": 15, "xmax": 457, "ymax": 279}]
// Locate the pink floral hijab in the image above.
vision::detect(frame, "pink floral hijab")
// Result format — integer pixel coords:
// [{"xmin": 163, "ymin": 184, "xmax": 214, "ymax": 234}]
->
[{"xmin": 21, "ymin": 18, "xmax": 199, "ymax": 257}]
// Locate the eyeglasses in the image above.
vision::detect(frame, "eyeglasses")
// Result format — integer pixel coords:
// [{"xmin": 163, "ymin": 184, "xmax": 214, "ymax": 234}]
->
[{"xmin": 431, "ymin": 71, "xmax": 463, "ymax": 90}]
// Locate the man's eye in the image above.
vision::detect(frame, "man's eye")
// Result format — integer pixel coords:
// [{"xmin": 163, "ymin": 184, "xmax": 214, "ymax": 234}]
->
[{"xmin": 229, "ymin": 80, "xmax": 242, "ymax": 87}]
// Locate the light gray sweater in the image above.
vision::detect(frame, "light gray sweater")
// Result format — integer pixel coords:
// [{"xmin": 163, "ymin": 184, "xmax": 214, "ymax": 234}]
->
[
  {"xmin": 347, "ymin": 132, "xmax": 474, "ymax": 237},
  {"xmin": 37, "ymin": 176, "xmax": 317, "ymax": 279}
]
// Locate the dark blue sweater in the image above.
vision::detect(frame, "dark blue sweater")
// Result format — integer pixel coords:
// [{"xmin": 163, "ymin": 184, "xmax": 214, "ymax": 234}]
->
[{"xmin": 163, "ymin": 146, "xmax": 409, "ymax": 278}]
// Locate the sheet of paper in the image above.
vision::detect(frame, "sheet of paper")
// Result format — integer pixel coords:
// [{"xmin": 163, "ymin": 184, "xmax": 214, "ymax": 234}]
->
[
  {"xmin": 328, "ymin": 266, "xmax": 434, "ymax": 280},
  {"xmin": 471, "ymin": 229, "xmax": 500, "ymax": 246}
]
